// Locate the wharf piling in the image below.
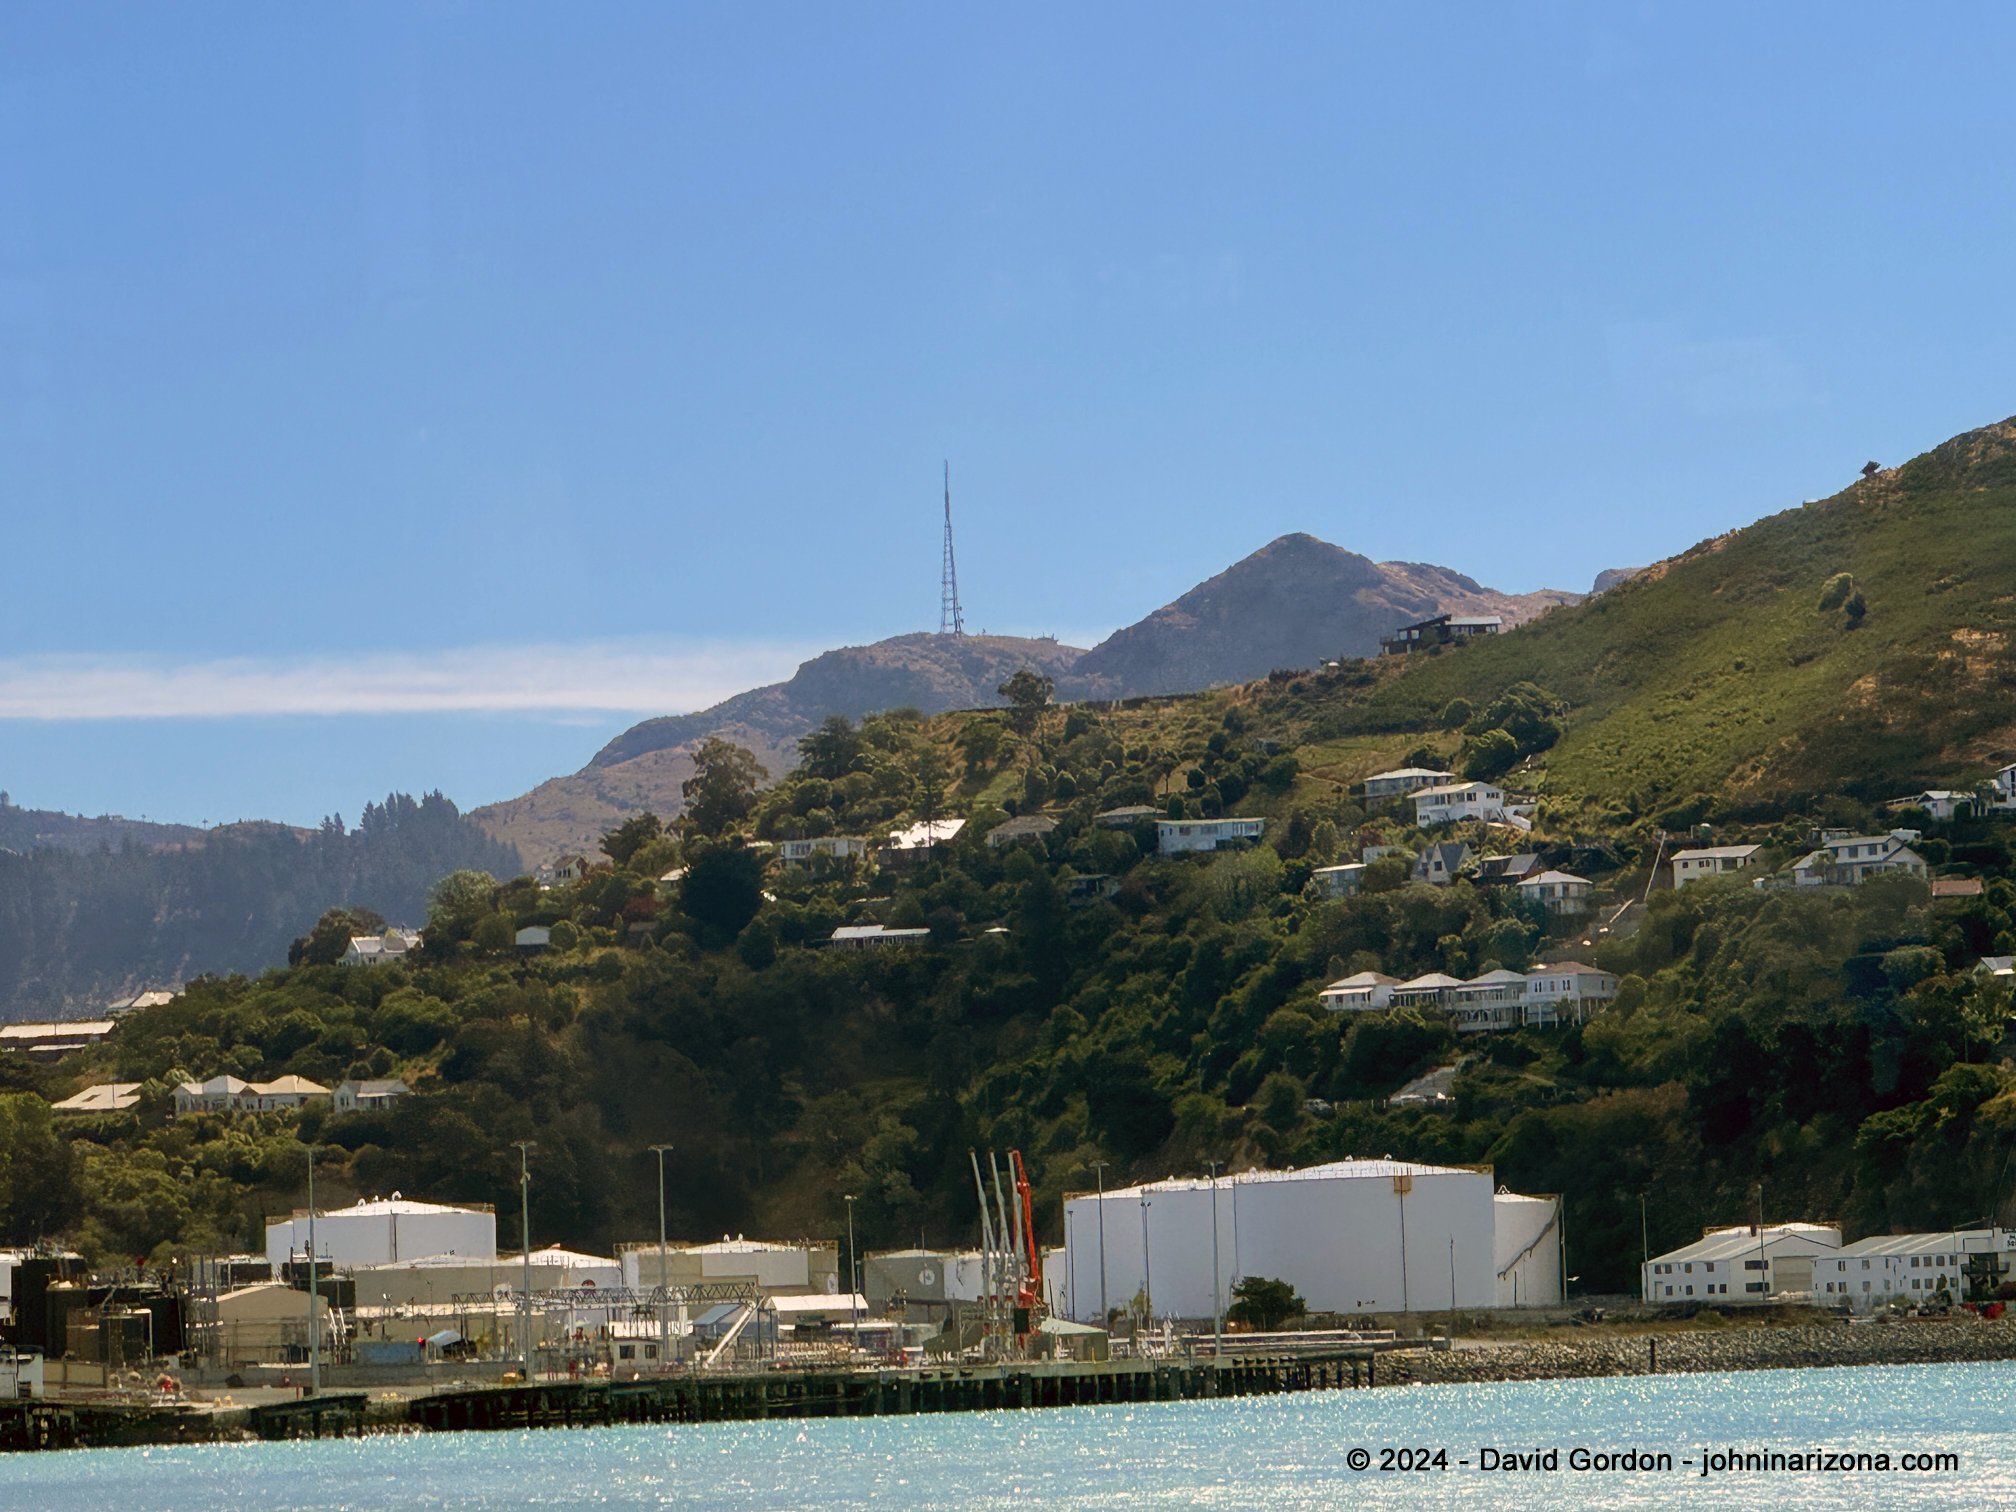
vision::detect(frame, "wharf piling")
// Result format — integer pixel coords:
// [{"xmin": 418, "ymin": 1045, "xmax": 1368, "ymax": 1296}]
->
[{"xmin": 407, "ymin": 1351, "xmax": 1375, "ymax": 1435}]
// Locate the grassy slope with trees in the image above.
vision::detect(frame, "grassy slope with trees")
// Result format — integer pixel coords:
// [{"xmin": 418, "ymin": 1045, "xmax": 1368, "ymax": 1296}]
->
[{"xmin": 9, "ymin": 417, "xmax": 2016, "ymax": 1295}]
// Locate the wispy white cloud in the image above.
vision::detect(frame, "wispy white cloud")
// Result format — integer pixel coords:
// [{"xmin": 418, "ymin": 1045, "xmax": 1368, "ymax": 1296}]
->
[{"xmin": 0, "ymin": 641, "xmax": 822, "ymax": 720}]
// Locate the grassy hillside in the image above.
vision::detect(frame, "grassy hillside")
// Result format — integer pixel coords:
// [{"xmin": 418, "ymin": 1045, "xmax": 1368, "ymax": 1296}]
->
[{"xmin": 1316, "ymin": 416, "xmax": 2016, "ymax": 817}]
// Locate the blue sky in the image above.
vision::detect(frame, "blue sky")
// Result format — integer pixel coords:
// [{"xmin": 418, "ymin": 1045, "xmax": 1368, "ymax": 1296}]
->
[{"xmin": 3, "ymin": 4, "xmax": 2014, "ymax": 825}]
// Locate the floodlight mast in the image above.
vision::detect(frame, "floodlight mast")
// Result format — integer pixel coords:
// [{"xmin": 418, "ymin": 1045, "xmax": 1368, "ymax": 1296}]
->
[{"xmin": 939, "ymin": 463, "xmax": 965, "ymax": 637}]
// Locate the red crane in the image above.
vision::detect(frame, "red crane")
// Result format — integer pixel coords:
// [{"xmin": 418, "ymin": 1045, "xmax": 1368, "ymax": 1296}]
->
[{"xmin": 1009, "ymin": 1149, "xmax": 1041, "ymax": 1315}]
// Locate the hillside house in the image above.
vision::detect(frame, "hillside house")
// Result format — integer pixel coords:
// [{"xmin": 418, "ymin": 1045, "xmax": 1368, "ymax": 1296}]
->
[
  {"xmin": 1520, "ymin": 963, "xmax": 1618, "ymax": 1025},
  {"xmin": 1642, "ymin": 1224, "xmax": 1842, "ymax": 1304},
  {"xmin": 1379, "ymin": 614, "xmax": 1504, "ymax": 655},
  {"xmin": 334, "ymin": 1079, "xmax": 411, "ymax": 1114},
  {"xmin": 1412, "ymin": 782, "xmax": 1506, "ymax": 828},
  {"xmin": 825, "ymin": 924, "xmax": 932, "ymax": 950},
  {"xmin": 1317, "ymin": 972, "xmax": 1401, "ymax": 1012},
  {"xmin": 0, "ymin": 1020, "xmax": 118, "ymax": 1059},
  {"xmin": 340, "ymin": 929, "xmax": 421, "ymax": 967},
  {"xmin": 1973, "ymin": 955, "xmax": 2014, "ymax": 982},
  {"xmin": 1447, "ymin": 970, "xmax": 1529, "ymax": 1034},
  {"xmin": 51, "ymin": 1082, "xmax": 141, "ymax": 1114},
  {"xmin": 777, "ymin": 836, "xmax": 870, "ymax": 866},
  {"xmin": 1156, "ymin": 817, "xmax": 1265, "ymax": 854},
  {"xmin": 1362, "ymin": 767, "xmax": 1455, "ymax": 808},
  {"xmin": 1790, "ymin": 832, "xmax": 1927, "ymax": 886},
  {"xmin": 239, "ymin": 1076, "xmax": 329, "ymax": 1112},
  {"xmin": 515, "ymin": 926, "xmax": 551, "ymax": 950},
  {"xmin": 105, "ymin": 989, "xmax": 176, "ymax": 1016},
  {"xmin": 1890, "ymin": 790, "xmax": 1975, "ymax": 821},
  {"xmin": 1473, "ymin": 853, "xmax": 1542, "ymax": 887},
  {"xmin": 1994, "ymin": 764, "xmax": 2016, "ymax": 809},
  {"xmin": 1411, "ymin": 841, "xmax": 1474, "ymax": 886},
  {"xmin": 1390, "ymin": 972, "xmax": 1466, "ymax": 1008},
  {"xmin": 1517, "ymin": 869, "xmax": 1593, "ymax": 915},
  {"xmin": 553, "ymin": 855, "xmax": 589, "ymax": 883},
  {"xmin": 174, "ymin": 1075, "xmax": 251, "ymax": 1116},
  {"xmin": 1310, "ymin": 862, "xmax": 1368, "ymax": 899},
  {"xmin": 1670, "ymin": 844, "xmax": 1763, "ymax": 888},
  {"xmin": 1064, "ymin": 874, "xmax": 1122, "ymax": 906},
  {"xmin": 985, "ymin": 814, "xmax": 1059, "ymax": 849},
  {"xmin": 1094, "ymin": 806, "xmax": 1162, "ymax": 828},
  {"xmin": 1931, "ymin": 877, "xmax": 1984, "ymax": 900},
  {"xmin": 880, "ymin": 820, "xmax": 965, "ymax": 872}
]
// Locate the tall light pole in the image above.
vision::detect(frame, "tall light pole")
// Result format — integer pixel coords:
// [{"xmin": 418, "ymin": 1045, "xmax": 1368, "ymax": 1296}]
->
[
  {"xmin": 1139, "ymin": 1191, "xmax": 1154, "ymax": 1328},
  {"xmin": 843, "ymin": 1195, "xmax": 860, "ymax": 1343},
  {"xmin": 514, "ymin": 1141, "xmax": 535, "ymax": 1379},
  {"xmin": 1090, "ymin": 1160, "xmax": 1110, "ymax": 1329},
  {"xmin": 649, "ymin": 1144, "xmax": 673, "ymax": 1368},
  {"xmin": 1205, "ymin": 1161, "xmax": 1223, "ymax": 1356},
  {"xmin": 304, "ymin": 1143, "xmax": 322, "ymax": 1397}
]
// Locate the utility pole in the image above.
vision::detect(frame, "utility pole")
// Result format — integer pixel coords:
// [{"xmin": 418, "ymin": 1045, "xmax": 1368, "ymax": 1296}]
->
[
  {"xmin": 1205, "ymin": 1162, "xmax": 1223, "ymax": 1356},
  {"xmin": 649, "ymin": 1144, "xmax": 673, "ymax": 1368},
  {"xmin": 1641, "ymin": 1192, "xmax": 1650, "ymax": 1300},
  {"xmin": 1090, "ymin": 1160, "xmax": 1110, "ymax": 1328},
  {"xmin": 844, "ymin": 1194, "xmax": 860, "ymax": 1343},
  {"xmin": 1139, "ymin": 1191, "xmax": 1154, "ymax": 1326},
  {"xmin": 304, "ymin": 1144, "xmax": 321, "ymax": 1398},
  {"xmin": 514, "ymin": 1141, "xmax": 535, "ymax": 1379}
]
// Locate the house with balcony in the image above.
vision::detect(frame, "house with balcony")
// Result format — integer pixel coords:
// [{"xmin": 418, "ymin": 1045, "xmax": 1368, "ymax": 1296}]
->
[
  {"xmin": 1671, "ymin": 844, "xmax": 1763, "ymax": 888},
  {"xmin": 1379, "ymin": 614, "xmax": 1503, "ymax": 655},
  {"xmin": 1411, "ymin": 782, "xmax": 1506, "ymax": 828},
  {"xmin": 1789, "ymin": 831, "xmax": 1927, "ymax": 886},
  {"xmin": 1362, "ymin": 767, "xmax": 1455, "ymax": 809},
  {"xmin": 777, "ymin": 835, "xmax": 871, "ymax": 866},
  {"xmin": 1317, "ymin": 972, "xmax": 1401, "ymax": 1012},
  {"xmin": 1517, "ymin": 869, "xmax": 1593, "ymax": 915},
  {"xmin": 1520, "ymin": 963, "xmax": 1617, "ymax": 1025},
  {"xmin": 1156, "ymin": 817, "xmax": 1265, "ymax": 854}
]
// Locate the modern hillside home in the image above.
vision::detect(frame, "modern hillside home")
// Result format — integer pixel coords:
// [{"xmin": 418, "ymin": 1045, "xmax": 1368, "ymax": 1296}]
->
[
  {"xmin": 340, "ymin": 929, "xmax": 421, "ymax": 967},
  {"xmin": 1411, "ymin": 781, "xmax": 1506, "ymax": 828},
  {"xmin": 1517, "ymin": 869, "xmax": 1593, "ymax": 915},
  {"xmin": 1788, "ymin": 831, "xmax": 1927, "ymax": 886},
  {"xmin": 1378, "ymin": 613, "xmax": 1504, "ymax": 655},
  {"xmin": 1670, "ymin": 843, "xmax": 1763, "ymax": 888},
  {"xmin": 1156, "ymin": 817, "xmax": 1265, "ymax": 854},
  {"xmin": 1316, "ymin": 971, "xmax": 1402, "ymax": 1011}
]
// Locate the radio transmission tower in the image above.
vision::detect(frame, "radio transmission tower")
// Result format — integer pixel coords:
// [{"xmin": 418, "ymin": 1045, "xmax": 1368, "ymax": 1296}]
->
[{"xmin": 939, "ymin": 461, "xmax": 965, "ymax": 636}]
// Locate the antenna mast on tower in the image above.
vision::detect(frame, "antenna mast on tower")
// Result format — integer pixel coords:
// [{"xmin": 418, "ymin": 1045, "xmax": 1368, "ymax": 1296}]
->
[{"xmin": 939, "ymin": 461, "xmax": 965, "ymax": 636}]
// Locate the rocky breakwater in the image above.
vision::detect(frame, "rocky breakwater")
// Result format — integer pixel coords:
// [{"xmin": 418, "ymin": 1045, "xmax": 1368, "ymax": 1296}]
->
[{"xmin": 1383, "ymin": 1316, "xmax": 2016, "ymax": 1387}]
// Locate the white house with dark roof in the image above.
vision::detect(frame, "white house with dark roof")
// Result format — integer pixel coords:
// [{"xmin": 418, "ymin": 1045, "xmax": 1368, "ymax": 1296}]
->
[
  {"xmin": 1670, "ymin": 844, "xmax": 1763, "ymax": 888},
  {"xmin": 1790, "ymin": 831, "xmax": 1927, "ymax": 886},
  {"xmin": 1412, "ymin": 782, "xmax": 1506, "ymax": 828}
]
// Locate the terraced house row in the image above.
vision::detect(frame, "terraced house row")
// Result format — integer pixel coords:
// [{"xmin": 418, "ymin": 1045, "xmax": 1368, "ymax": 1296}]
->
[{"xmin": 1316, "ymin": 962, "xmax": 1618, "ymax": 1032}]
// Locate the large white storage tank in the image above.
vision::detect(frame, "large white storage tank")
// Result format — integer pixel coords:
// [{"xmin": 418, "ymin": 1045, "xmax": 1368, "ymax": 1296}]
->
[
  {"xmin": 265, "ymin": 1197, "xmax": 496, "ymax": 1271},
  {"xmin": 1058, "ymin": 1158, "xmax": 1546, "ymax": 1322},
  {"xmin": 1492, "ymin": 1191, "xmax": 1562, "ymax": 1306}
]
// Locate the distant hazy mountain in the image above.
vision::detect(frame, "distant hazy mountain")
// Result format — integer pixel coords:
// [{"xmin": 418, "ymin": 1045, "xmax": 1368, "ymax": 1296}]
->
[
  {"xmin": 1062, "ymin": 533, "xmax": 1577, "ymax": 697},
  {"xmin": 472, "ymin": 536, "xmax": 1573, "ymax": 864}
]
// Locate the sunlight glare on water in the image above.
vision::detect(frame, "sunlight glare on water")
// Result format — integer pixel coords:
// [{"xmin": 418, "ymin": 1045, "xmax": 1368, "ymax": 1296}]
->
[{"xmin": 0, "ymin": 1363, "xmax": 2007, "ymax": 1511}]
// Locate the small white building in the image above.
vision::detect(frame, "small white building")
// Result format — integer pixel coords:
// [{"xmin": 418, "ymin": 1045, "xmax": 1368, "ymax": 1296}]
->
[
  {"xmin": 340, "ymin": 929, "xmax": 422, "ymax": 967},
  {"xmin": 1517, "ymin": 869, "xmax": 1593, "ymax": 915},
  {"xmin": 1642, "ymin": 1223, "xmax": 1843, "ymax": 1303},
  {"xmin": 1317, "ymin": 972, "xmax": 1400, "ymax": 1012},
  {"xmin": 1310, "ymin": 862, "xmax": 1367, "ymax": 899},
  {"xmin": 333, "ymin": 1079, "xmax": 411, "ymax": 1114},
  {"xmin": 1820, "ymin": 1229, "xmax": 2016, "ymax": 1311},
  {"xmin": 824, "ymin": 924, "xmax": 932, "ymax": 949},
  {"xmin": 617, "ymin": 1237, "xmax": 841, "ymax": 1296},
  {"xmin": 266, "ymin": 1197, "xmax": 498, "ymax": 1272},
  {"xmin": 1363, "ymin": 768, "xmax": 1456, "ymax": 808},
  {"xmin": 1891, "ymin": 790, "xmax": 1974, "ymax": 822},
  {"xmin": 1790, "ymin": 832, "xmax": 1927, "ymax": 886},
  {"xmin": 1156, "ymin": 817, "xmax": 1266, "ymax": 854},
  {"xmin": 1412, "ymin": 782, "xmax": 1506, "ymax": 828},
  {"xmin": 777, "ymin": 836, "xmax": 871, "ymax": 866},
  {"xmin": 1670, "ymin": 844, "xmax": 1763, "ymax": 888},
  {"xmin": 174, "ymin": 1075, "xmax": 251, "ymax": 1116},
  {"xmin": 51, "ymin": 1082, "xmax": 141, "ymax": 1114}
]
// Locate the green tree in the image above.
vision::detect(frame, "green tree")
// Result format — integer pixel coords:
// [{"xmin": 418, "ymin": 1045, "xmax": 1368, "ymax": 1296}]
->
[
  {"xmin": 427, "ymin": 870, "xmax": 499, "ymax": 940},
  {"xmin": 997, "ymin": 669, "xmax": 1054, "ymax": 737},
  {"xmin": 797, "ymin": 716, "xmax": 864, "ymax": 780},
  {"xmin": 0, "ymin": 1094, "xmax": 79, "ymax": 1243},
  {"xmin": 680, "ymin": 739, "xmax": 770, "ymax": 837},
  {"xmin": 954, "ymin": 715, "xmax": 1008, "ymax": 776},
  {"xmin": 600, "ymin": 811, "xmax": 663, "ymax": 868},
  {"xmin": 1226, "ymin": 1274, "xmax": 1306, "ymax": 1331},
  {"xmin": 681, "ymin": 843, "xmax": 766, "ymax": 939},
  {"xmin": 1818, "ymin": 572, "xmax": 1855, "ymax": 611},
  {"xmin": 1460, "ymin": 728, "xmax": 1520, "ymax": 781}
]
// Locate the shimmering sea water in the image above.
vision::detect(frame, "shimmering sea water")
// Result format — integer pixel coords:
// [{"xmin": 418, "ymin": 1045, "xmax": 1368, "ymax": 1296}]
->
[{"xmin": 3, "ymin": 1362, "xmax": 2010, "ymax": 1510}]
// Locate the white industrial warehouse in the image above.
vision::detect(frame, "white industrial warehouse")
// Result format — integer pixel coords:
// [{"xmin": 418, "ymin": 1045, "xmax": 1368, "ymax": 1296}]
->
[
  {"xmin": 264, "ymin": 1196, "xmax": 497, "ymax": 1271},
  {"xmin": 1057, "ymin": 1158, "xmax": 1561, "ymax": 1321}
]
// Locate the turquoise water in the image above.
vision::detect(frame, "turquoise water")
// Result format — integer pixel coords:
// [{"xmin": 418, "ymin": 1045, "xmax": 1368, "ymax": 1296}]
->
[{"xmin": 3, "ymin": 1362, "xmax": 2010, "ymax": 1510}]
